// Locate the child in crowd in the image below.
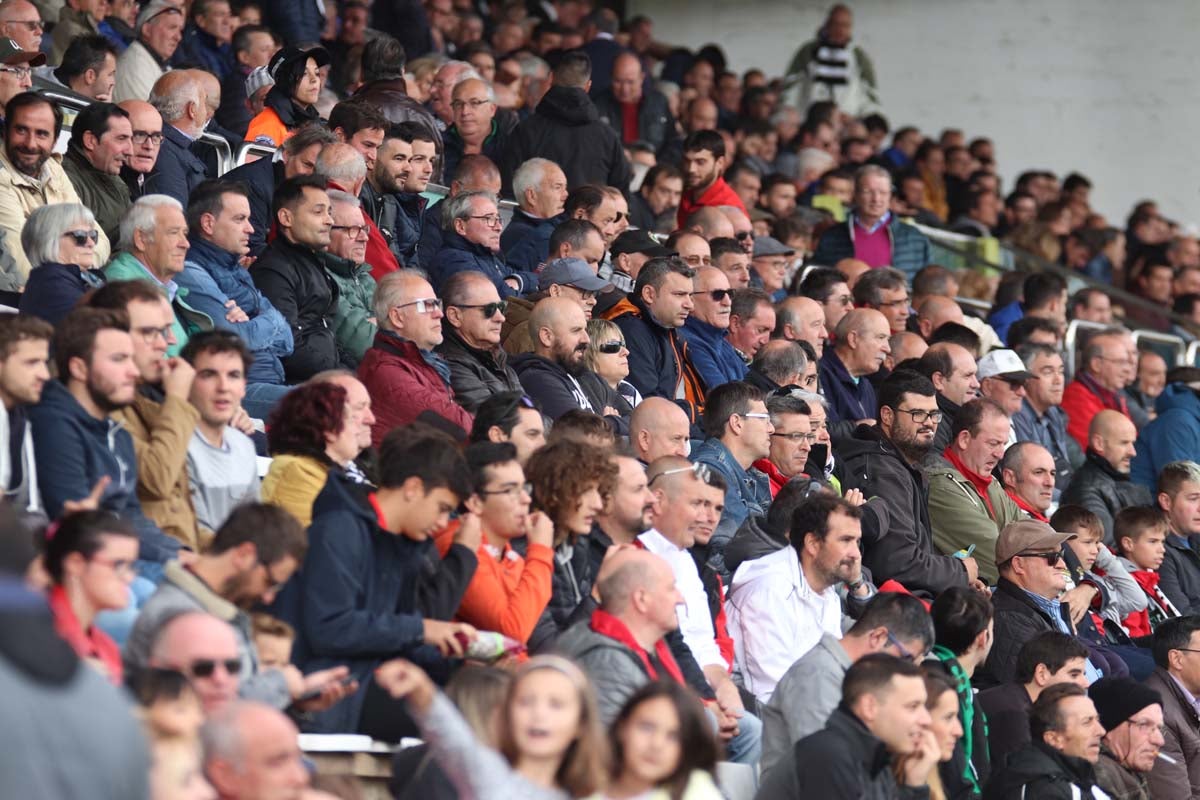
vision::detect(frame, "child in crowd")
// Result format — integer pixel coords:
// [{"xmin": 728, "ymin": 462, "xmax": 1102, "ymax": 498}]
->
[
  {"xmin": 250, "ymin": 613, "xmax": 295, "ymax": 671},
  {"xmin": 130, "ymin": 668, "xmax": 206, "ymax": 742},
  {"xmin": 148, "ymin": 737, "xmax": 215, "ymax": 800},
  {"xmin": 1114, "ymin": 506, "xmax": 1182, "ymax": 636},
  {"xmin": 1051, "ymin": 505, "xmax": 1146, "ymax": 638}
]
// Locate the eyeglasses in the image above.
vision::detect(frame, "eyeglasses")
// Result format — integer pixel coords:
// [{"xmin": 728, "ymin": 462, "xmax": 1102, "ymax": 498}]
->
[
  {"xmin": 63, "ymin": 229, "xmax": 99, "ymax": 246},
  {"xmin": 1016, "ymin": 550, "xmax": 1064, "ymax": 566},
  {"xmin": 131, "ymin": 131, "xmax": 164, "ymax": 146},
  {"xmin": 468, "ymin": 214, "xmax": 503, "ymax": 228},
  {"xmin": 741, "ymin": 412, "xmax": 772, "ymax": 422},
  {"xmin": 479, "ymin": 481, "xmax": 532, "ymax": 498},
  {"xmin": 772, "ymin": 431, "xmax": 818, "ymax": 443},
  {"xmin": 886, "ymin": 630, "xmax": 925, "ymax": 664},
  {"xmin": 597, "ymin": 340, "xmax": 626, "ymax": 354},
  {"xmin": 259, "ymin": 559, "xmax": 287, "ymax": 596},
  {"xmin": 649, "ymin": 462, "xmax": 710, "ymax": 486},
  {"xmin": 891, "ymin": 407, "xmax": 943, "ymax": 424},
  {"xmin": 1127, "ymin": 718, "xmax": 1168, "ymax": 737},
  {"xmin": 451, "ymin": 300, "xmax": 507, "ymax": 318},
  {"xmin": 451, "ymin": 98, "xmax": 492, "ymax": 110},
  {"xmin": 89, "ymin": 555, "xmax": 136, "ymax": 578},
  {"xmin": 395, "ymin": 297, "xmax": 443, "ymax": 314},
  {"xmin": 681, "ymin": 254, "xmax": 712, "ymax": 267},
  {"xmin": 876, "ymin": 297, "xmax": 911, "ymax": 308},
  {"xmin": 830, "ymin": 294, "xmax": 854, "ymax": 307},
  {"xmin": 0, "ymin": 66, "xmax": 30, "ymax": 79},
  {"xmin": 2, "ymin": 20, "xmax": 43, "ymax": 31},
  {"xmin": 186, "ymin": 658, "xmax": 242, "ymax": 679},
  {"xmin": 331, "ymin": 223, "xmax": 369, "ymax": 238},
  {"xmin": 734, "ymin": 231, "xmax": 754, "ymax": 242},
  {"xmin": 691, "ymin": 289, "xmax": 732, "ymax": 302},
  {"xmin": 134, "ymin": 324, "xmax": 173, "ymax": 344}
]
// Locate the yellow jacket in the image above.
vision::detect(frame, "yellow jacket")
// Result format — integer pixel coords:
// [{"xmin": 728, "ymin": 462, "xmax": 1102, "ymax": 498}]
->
[{"xmin": 261, "ymin": 454, "xmax": 330, "ymax": 528}]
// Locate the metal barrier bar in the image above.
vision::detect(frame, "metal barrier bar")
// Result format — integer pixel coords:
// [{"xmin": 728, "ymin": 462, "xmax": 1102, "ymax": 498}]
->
[
  {"xmin": 1062, "ymin": 318, "xmax": 1108, "ymax": 378},
  {"xmin": 234, "ymin": 142, "xmax": 276, "ymax": 169},
  {"xmin": 1187, "ymin": 340, "xmax": 1200, "ymax": 367},
  {"xmin": 1131, "ymin": 329, "xmax": 1189, "ymax": 367},
  {"xmin": 199, "ymin": 132, "xmax": 232, "ymax": 177}
]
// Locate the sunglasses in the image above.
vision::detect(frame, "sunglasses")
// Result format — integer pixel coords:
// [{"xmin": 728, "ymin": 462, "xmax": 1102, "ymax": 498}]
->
[
  {"xmin": 63, "ymin": 229, "xmax": 99, "ymax": 246},
  {"xmin": 1017, "ymin": 550, "xmax": 1064, "ymax": 566},
  {"xmin": 691, "ymin": 289, "xmax": 732, "ymax": 302},
  {"xmin": 396, "ymin": 297, "xmax": 442, "ymax": 314},
  {"xmin": 597, "ymin": 340, "xmax": 626, "ymax": 354},
  {"xmin": 734, "ymin": 231, "xmax": 754, "ymax": 241},
  {"xmin": 187, "ymin": 658, "xmax": 242, "ymax": 678},
  {"xmin": 649, "ymin": 462, "xmax": 711, "ymax": 486},
  {"xmin": 452, "ymin": 300, "xmax": 508, "ymax": 317}
]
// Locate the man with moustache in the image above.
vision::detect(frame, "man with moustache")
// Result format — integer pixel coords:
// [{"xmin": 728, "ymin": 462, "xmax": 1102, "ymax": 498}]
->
[
  {"xmin": 513, "ymin": 296, "xmax": 614, "ymax": 423},
  {"xmin": 679, "ymin": 265, "xmax": 744, "ymax": 391},
  {"xmin": 0, "ymin": 314, "xmax": 51, "ymax": 517}
]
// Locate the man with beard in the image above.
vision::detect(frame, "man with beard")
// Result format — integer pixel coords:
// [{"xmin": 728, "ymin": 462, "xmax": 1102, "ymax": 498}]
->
[
  {"xmin": 30, "ymin": 307, "xmax": 182, "ymax": 566},
  {"xmin": 839, "ymin": 370, "xmax": 978, "ymax": 596},
  {"xmin": 0, "ymin": 314, "xmax": 51, "ymax": 517},
  {"xmin": 680, "ymin": 265, "xmax": 744, "ymax": 391},
  {"xmin": 1061, "ymin": 410, "xmax": 1151, "ymax": 546},
  {"xmin": 676, "ymin": 129, "xmax": 747, "ymax": 228},
  {"xmin": 358, "ymin": 269, "xmax": 474, "ymax": 446},
  {"xmin": 512, "ymin": 296, "xmax": 614, "ymax": 423},
  {"xmin": 0, "ymin": 92, "xmax": 109, "ymax": 287},
  {"xmin": 125, "ymin": 502, "xmax": 355, "ymax": 713}
]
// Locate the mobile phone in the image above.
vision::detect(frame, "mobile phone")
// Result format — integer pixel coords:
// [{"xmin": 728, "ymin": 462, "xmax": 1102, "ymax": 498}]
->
[{"xmin": 296, "ymin": 675, "xmax": 355, "ymax": 703}]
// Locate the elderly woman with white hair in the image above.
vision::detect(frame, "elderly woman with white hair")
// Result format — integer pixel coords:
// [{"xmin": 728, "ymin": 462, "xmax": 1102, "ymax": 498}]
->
[{"xmin": 18, "ymin": 203, "xmax": 106, "ymax": 325}]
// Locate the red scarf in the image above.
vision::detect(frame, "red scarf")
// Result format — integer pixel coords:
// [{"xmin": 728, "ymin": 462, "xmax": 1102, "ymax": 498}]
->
[
  {"xmin": 47, "ymin": 584, "xmax": 122, "ymax": 685},
  {"xmin": 1005, "ymin": 488, "xmax": 1048, "ymax": 523},
  {"xmin": 943, "ymin": 447, "xmax": 996, "ymax": 518},
  {"xmin": 1078, "ymin": 372, "xmax": 1129, "ymax": 416},
  {"xmin": 589, "ymin": 608, "xmax": 683, "ymax": 684},
  {"xmin": 752, "ymin": 458, "xmax": 790, "ymax": 497}
]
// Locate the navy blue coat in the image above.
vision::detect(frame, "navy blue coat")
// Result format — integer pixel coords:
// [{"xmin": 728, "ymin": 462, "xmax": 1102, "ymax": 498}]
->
[
  {"xmin": 176, "ymin": 25, "xmax": 233, "ymax": 79},
  {"xmin": 224, "ymin": 156, "xmax": 280, "ymax": 256},
  {"xmin": 144, "ymin": 125, "xmax": 210, "ymax": 206},
  {"xmin": 29, "ymin": 381, "xmax": 181, "ymax": 563},
  {"xmin": 818, "ymin": 349, "xmax": 878, "ymax": 423},
  {"xmin": 502, "ymin": 211, "xmax": 561, "ymax": 273},
  {"xmin": 262, "ymin": 0, "xmax": 324, "ymax": 45},
  {"xmin": 18, "ymin": 262, "xmax": 104, "ymax": 326},
  {"xmin": 678, "ymin": 317, "xmax": 747, "ymax": 391},
  {"xmin": 428, "ymin": 229, "xmax": 536, "ymax": 299}
]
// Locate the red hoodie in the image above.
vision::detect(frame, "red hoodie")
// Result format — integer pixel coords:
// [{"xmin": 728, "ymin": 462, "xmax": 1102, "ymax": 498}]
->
[{"xmin": 677, "ymin": 176, "xmax": 748, "ymax": 228}]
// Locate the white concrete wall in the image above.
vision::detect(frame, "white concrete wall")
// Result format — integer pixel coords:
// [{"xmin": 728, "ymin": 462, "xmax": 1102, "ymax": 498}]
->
[{"xmin": 629, "ymin": 0, "xmax": 1200, "ymax": 225}]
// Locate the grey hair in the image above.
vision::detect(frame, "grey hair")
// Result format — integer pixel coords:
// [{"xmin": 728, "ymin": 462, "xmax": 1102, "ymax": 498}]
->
[
  {"xmin": 199, "ymin": 704, "xmax": 247, "ymax": 769},
  {"xmin": 766, "ymin": 393, "xmax": 812, "ymax": 426},
  {"xmin": 796, "ymin": 147, "xmax": 836, "ymax": 177},
  {"xmin": 438, "ymin": 60, "xmax": 481, "ymax": 83},
  {"xmin": 149, "ymin": 77, "xmax": 202, "ymax": 123},
  {"xmin": 512, "ymin": 158, "xmax": 555, "ymax": 207},
  {"xmin": 514, "ymin": 52, "xmax": 549, "ymax": 79},
  {"xmin": 453, "ymin": 75, "xmax": 495, "ymax": 102},
  {"xmin": 22, "ymin": 203, "xmax": 96, "ymax": 266},
  {"xmin": 374, "ymin": 268, "xmax": 430, "ymax": 331},
  {"xmin": 753, "ymin": 342, "xmax": 807, "ymax": 385},
  {"xmin": 792, "ymin": 388, "xmax": 828, "ymax": 410},
  {"xmin": 442, "ymin": 190, "xmax": 497, "ymax": 231},
  {"xmin": 854, "ymin": 163, "xmax": 893, "ymax": 192},
  {"xmin": 119, "ymin": 194, "xmax": 183, "ymax": 251},
  {"xmin": 325, "ymin": 189, "xmax": 361, "ymax": 209},
  {"xmin": 315, "ymin": 147, "xmax": 366, "ymax": 188}
]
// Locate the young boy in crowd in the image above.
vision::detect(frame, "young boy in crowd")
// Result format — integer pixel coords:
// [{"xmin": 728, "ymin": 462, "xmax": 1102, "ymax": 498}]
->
[
  {"xmin": 251, "ymin": 613, "xmax": 296, "ymax": 671},
  {"xmin": 1050, "ymin": 505, "xmax": 1146, "ymax": 640},
  {"xmin": 1114, "ymin": 506, "xmax": 1181, "ymax": 636}
]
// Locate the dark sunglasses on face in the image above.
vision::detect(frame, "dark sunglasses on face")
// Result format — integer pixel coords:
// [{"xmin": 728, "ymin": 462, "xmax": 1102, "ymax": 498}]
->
[
  {"xmin": 63, "ymin": 229, "xmax": 99, "ymax": 246},
  {"xmin": 734, "ymin": 231, "xmax": 754, "ymax": 241},
  {"xmin": 452, "ymin": 300, "xmax": 508, "ymax": 317},
  {"xmin": 188, "ymin": 658, "xmax": 242, "ymax": 678},
  {"xmin": 597, "ymin": 340, "xmax": 626, "ymax": 354},
  {"xmin": 691, "ymin": 289, "xmax": 732, "ymax": 302},
  {"xmin": 1017, "ymin": 550, "xmax": 1064, "ymax": 566}
]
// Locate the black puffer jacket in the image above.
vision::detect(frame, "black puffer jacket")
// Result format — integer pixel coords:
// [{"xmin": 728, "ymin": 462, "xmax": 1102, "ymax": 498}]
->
[
  {"xmin": 435, "ymin": 324, "xmax": 521, "ymax": 414},
  {"xmin": 976, "ymin": 578, "xmax": 1073, "ymax": 689},
  {"xmin": 499, "ymin": 85, "xmax": 633, "ymax": 193},
  {"xmin": 839, "ymin": 424, "xmax": 967, "ymax": 597},
  {"xmin": 984, "ymin": 741, "xmax": 1106, "ymax": 800},
  {"xmin": 593, "ymin": 87, "xmax": 674, "ymax": 152},
  {"xmin": 251, "ymin": 236, "xmax": 341, "ymax": 383},
  {"xmin": 1060, "ymin": 451, "xmax": 1153, "ymax": 546},
  {"xmin": 524, "ymin": 535, "xmax": 596, "ymax": 654}
]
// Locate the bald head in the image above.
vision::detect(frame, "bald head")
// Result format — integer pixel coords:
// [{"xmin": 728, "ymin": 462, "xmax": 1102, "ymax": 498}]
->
[
  {"xmin": 1090, "ymin": 409, "xmax": 1138, "ymax": 475},
  {"xmin": 889, "ymin": 331, "xmax": 928, "ymax": 366},
  {"xmin": 119, "ymin": 100, "xmax": 163, "ymax": 174},
  {"xmin": 776, "ymin": 295, "xmax": 828, "ymax": 356},
  {"xmin": 149, "ymin": 612, "xmax": 241, "ymax": 714},
  {"xmin": 595, "ymin": 548, "xmax": 674, "ymax": 617},
  {"xmin": 189, "ymin": 68, "xmax": 221, "ymax": 114},
  {"xmin": 834, "ymin": 258, "xmax": 871, "ymax": 289},
  {"xmin": 529, "ymin": 295, "xmax": 589, "ymax": 366},
  {"xmin": 917, "ymin": 295, "xmax": 965, "ymax": 341},
  {"xmin": 686, "ymin": 206, "xmax": 735, "ymax": 241},
  {"xmin": 202, "ymin": 702, "xmax": 308, "ymax": 797},
  {"xmin": 835, "ymin": 308, "xmax": 891, "ymax": 377},
  {"xmin": 630, "ymin": 396, "xmax": 691, "ymax": 462},
  {"xmin": 451, "ymin": 154, "xmax": 502, "ymax": 196}
]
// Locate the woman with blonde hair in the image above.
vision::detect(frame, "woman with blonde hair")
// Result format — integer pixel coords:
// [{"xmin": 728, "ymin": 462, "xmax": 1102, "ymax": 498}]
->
[{"xmin": 578, "ymin": 318, "xmax": 642, "ymax": 422}]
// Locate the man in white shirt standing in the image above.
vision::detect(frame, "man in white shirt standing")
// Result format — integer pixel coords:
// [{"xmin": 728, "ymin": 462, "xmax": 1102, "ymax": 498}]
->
[
  {"xmin": 182, "ymin": 330, "xmax": 261, "ymax": 535},
  {"xmin": 638, "ymin": 455, "xmax": 761, "ymax": 764},
  {"xmin": 726, "ymin": 492, "xmax": 863, "ymax": 702}
]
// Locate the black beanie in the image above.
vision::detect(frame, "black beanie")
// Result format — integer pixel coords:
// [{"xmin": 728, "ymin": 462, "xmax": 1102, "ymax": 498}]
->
[{"xmin": 1088, "ymin": 677, "xmax": 1162, "ymax": 732}]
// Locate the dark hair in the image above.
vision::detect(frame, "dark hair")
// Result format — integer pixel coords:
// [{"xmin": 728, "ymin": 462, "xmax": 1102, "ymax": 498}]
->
[
  {"xmin": 56, "ymin": 34, "xmax": 118, "ymax": 86},
  {"xmin": 635, "ymin": 256, "xmax": 694, "ymax": 296},
  {"xmin": 272, "ymin": 174, "xmax": 328, "ymax": 221},
  {"xmin": 469, "ymin": 392, "xmax": 541, "ymax": 442},
  {"xmin": 644, "ymin": 163, "xmax": 682, "ymax": 192},
  {"xmin": 127, "ymin": 667, "xmax": 195, "ymax": 708},
  {"xmin": 852, "ymin": 267, "xmax": 906, "ymax": 308},
  {"xmin": 862, "ymin": 113, "xmax": 889, "ymax": 134},
  {"xmin": 610, "ymin": 681, "xmax": 719, "ymax": 800},
  {"xmin": 552, "ymin": 49, "xmax": 591, "ymax": 87},
  {"xmin": 69, "ymin": 102, "xmax": 129, "ymax": 151},
  {"xmin": 798, "ymin": 267, "xmax": 849, "ymax": 303},
  {"xmin": 1030, "ymin": 683, "xmax": 1087, "ymax": 742},
  {"xmin": 209, "ymin": 502, "xmax": 306, "ymax": 564},
  {"xmin": 1049, "ymin": 504, "xmax": 1103, "ymax": 539},
  {"xmin": 928, "ymin": 321, "xmax": 980, "ymax": 355},
  {"xmin": 179, "ymin": 329, "xmax": 252, "ymax": 373},
  {"xmin": 328, "ymin": 98, "xmax": 389, "ymax": 139},
  {"xmin": 682, "ymin": 129, "xmax": 725, "ymax": 161},
  {"xmin": 464, "ymin": 441, "xmax": 519, "ymax": 493},
  {"xmin": 729, "ymin": 287, "xmax": 769, "ymax": 322},
  {"xmin": 0, "ymin": 313, "xmax": 53, "ymax": 360},
  {"xmin": 1062, "ymin": 172, "xmax": 1092, "ymax": 193},
  {"xmin": 876, "ymin": 369, "xmax": 936, "ymax": 418},
  {"xmin": 1014, "ymin": 631, "xmax": 1090, "ymax": 683},
  {"xmin": 564, "ymin": 184, "xmax": 607, "ymax": 218},
  {"xmin": 1173, "ymin": 293, "xmax": 1200, "ymax": 317},
  {"xmin": 1007, "ymin": 317, "xmax": 1061, "ymax": 350},
  {"xmin": 701, "ymin": 381, "xmax": 760, "ymax": 439},
  {"xmin": 1114, "ymin": 506, "xmax": 1168, "ymax": 554},
  {"xmin": 548, "ymin": 410, "xmax": 615, "ymax": 447},
  {"xmin": 1021, "ymin": 272, "xmax": 1068, "ymax": 312},
  {"xmin": 361, "ymin": 35, "xmax": 406, "ymax": 83},
  {"xmin": 1152, "ymin": 616, "xmax": 1200, "ymax": 669},
  {"xmin": 266, "ymin": 381, "xmax": 347, "ymax": 463},
  {"xmin": 378, "ymin": 423, "xmax": 473, "ymax": 498},
  {"xmin": 231, "ymin": 24, "xmax": 275, "ymax": 56},
  {"xmin": 931, "ymin": 586, "xmax": 993, "ymax": 656},
  {"xmin": 790, "ymin": 493, "xmax": 863, "ymax": 554},
  {"xmin": 53, "ymin": 306, "xmax": 130, "ymax": 379},
  {"xmin": 526, "ymin": 438, "xmax": 616, "ymax": 540},
  {"xmin": 5, "ymin": 92, "xmax": 63, "ymax": 139},
  {"xmin": 186, "ymin": 179, "xmax": 250, "ymax": 238},
  {"xmin": 389, "ymin": 120, "xmax": 437, "ymax": 146},
  {"xmin": 915, "ymin": 346, "xmax": 952, "ymax": 384},
  {"xmin": 549, "ymin": 218, "xmax": 600, "ymax": 255},
  {"xmin": 87, "ymin": 279, "xmax": 165, "ymax": 315},
  {"xmin": 764, "ymin": 477, "xmax": 819, "ymax": 537},
  {"xmin": 843, "ymin": 653, "xmax": 923, "ymax": 707},
  {"xmin": 951, "ymin": 397, "xmax": 1008, "ymax": 439},
  {"xmin": 848, "ymin": 592, "xmax": 935, "ymax": 649},
  {"xmin": 43, "ymin": 510, "xmax": 136, "ymax": 584}
]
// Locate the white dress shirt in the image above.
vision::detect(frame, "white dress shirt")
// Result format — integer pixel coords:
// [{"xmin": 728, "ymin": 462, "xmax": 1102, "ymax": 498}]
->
[
  {"xmin": 638, "ymin": 529, "xmax": 725, "ymax": 671},
  {"xmin": 725, "ymin": 546, "xmax": 843, "ymax": 702}
]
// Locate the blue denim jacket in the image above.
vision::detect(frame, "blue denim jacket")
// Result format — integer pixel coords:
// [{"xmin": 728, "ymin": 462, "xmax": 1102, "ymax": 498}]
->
[{"xmin": 692, "ymin": 437, "xmax": 771, "ymax": 580}]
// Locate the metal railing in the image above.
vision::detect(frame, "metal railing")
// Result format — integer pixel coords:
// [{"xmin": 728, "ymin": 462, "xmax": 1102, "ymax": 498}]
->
[
  {"xmin": 1062, "ymin": 319, "xmax": 1108, "ymax": 378},
  {"xmin": 234, "ymin": 142, "xmax": 276, "ymax": 169},
  {"xmin": 1132, "ymin": 329, "xmax": 1189, "ymax": 367},
  {"xmin": 1188, "ymin": 340, "xmax": 1200, "ymax": 366}
]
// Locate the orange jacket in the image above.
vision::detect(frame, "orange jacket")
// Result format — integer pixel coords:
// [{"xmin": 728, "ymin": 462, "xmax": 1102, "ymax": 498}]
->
[
  {"xmin": 245, "ymin": 107, "xmax": 290, "ymax": 147},
  {"xmin": 435, "ymin": 523, "xmax": 554, "ymax": 644}
]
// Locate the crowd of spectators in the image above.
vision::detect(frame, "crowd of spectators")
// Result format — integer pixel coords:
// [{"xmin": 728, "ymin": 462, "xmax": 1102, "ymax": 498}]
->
[{"xmin": 4, "ymin": 1, "xmax": 1200, "ymax": 799}]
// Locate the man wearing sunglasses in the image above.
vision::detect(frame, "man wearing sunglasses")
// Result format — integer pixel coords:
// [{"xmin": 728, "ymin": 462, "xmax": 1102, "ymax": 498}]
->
[
  {"xmin": 679, "ymin": 265, "xmax": 745, "ymax": 392},
  {"xmin": 977, "ymin": 520, "xmax": 1103, "ymax": 689},
  {"xmin": 148, "ymin": 611, "xmax": 244, "ymax": 714},
  {"xmin": 437, "ymin": 271, "xmax": 522, "ymax": 413}
]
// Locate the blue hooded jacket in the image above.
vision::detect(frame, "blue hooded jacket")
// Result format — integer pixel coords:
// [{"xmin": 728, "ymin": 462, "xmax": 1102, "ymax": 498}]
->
[
  {"xmin": 29, "ymin": 381, "xmax": 181, "ymax": 563},
  {"xmin": 1131, "ymin": 383, "xmax": 1200, "ymax": 489},
  {"xmin": 678, "ymin": 316, "xmax": 747, "ymax": 391}
]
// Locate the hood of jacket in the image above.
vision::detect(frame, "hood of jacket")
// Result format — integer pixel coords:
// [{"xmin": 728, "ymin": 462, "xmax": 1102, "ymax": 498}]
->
[
  {"xmin": 438, "ymin": 323, "xmax": 509, "ymax": 371},
  {"xmin": 185, "ymin": 236, "xmax": 241, "ymax": 273},
  {"xmin": 837, "ymin": 422, "xmax": 913, "ymax": 471},
  {"xmin": 681, "ymin": 315, "xmax": 730, "ymax": 347},
  {"xmin": 604, "ymin": 292, "xmax": 674, "ymax": 334},
  {"xmin": 310, "ymin": 466, "xmax": 376, "ymax": 529},
  {"xmin": 986, "ymin": 741, "xmax": 1101, "ymax": 795},
  {"xmin": 724, "ymin": 512, "xmax": 788, "ymax": 578},
  {"xmin": 534, "ymin": 85, "xmax": 601, "ymax": 126},
  {"xmin": 511, "ymin": 351, "xmax": 574, "ymax": 382},
  {"xmin": 1155, "ymin": 382, "xmax": 1200, "ymax": 418},
  {"xmin": 1083, "ymin": 449, "xmax": 1130, "ymax": 483}
]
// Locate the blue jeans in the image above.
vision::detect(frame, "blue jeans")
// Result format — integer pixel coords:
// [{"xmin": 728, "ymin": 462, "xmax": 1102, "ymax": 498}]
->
[
  {"xmin": 707, "ymin": 706, "xmax": 763, "ymax": 766},
  {"xmin": 242, "ymin": 382, "xmax": 292, "ymax": 421},
  {"xmin": 95, "ymin": 559, "xmax": 163, "ymax": 646}
]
